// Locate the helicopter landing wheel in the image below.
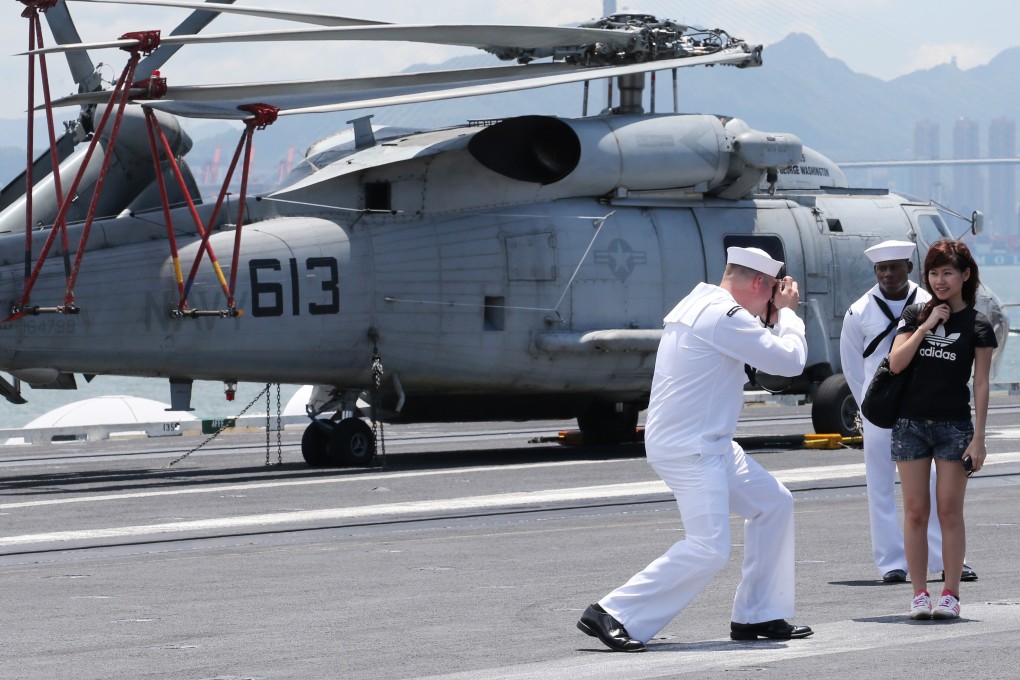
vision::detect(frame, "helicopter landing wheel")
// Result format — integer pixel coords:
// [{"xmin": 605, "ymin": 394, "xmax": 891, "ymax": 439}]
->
[
  {"xmin": 300, "ymin": 419, "xmax": 334, "ymax": 467},
  {"xmin": 811, "ymin": 373, "xmax": 859, "ymax": 437},
  {"xmin": 327, "ymin": 418, "xmax": 376, "ymax": 466}
]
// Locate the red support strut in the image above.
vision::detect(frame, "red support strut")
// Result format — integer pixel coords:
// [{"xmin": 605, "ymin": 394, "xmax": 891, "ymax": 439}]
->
[
  {"xmin": 178, "ymin": 103, "xmax": 278, "ymax": 315},
  {"xmin": 10, "ymin": 28, "xmax": 162, "ymax": 317},
  {"xmin": 8, "ymin": 15, "xmax": 275, "ymax": 323},
  {"xmin": 17, "ymin": 0, "xmax": 68, "ymax": 311}
]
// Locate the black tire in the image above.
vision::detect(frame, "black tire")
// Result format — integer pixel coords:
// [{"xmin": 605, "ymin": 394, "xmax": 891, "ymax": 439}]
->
[
  {"xmin": 301, "ymin": 420, "xmax": 332, "ymax": 467},
  {"xmin": 577, "ymin": 401, "xmax": 639, "ymax": 444},
  {"xmin": 811, "ymin": 374, "xmax": 859, "ymax": 436},
  {"xmin": 327, "ymin": 418, "xmax": 376, "ymax": 466}
]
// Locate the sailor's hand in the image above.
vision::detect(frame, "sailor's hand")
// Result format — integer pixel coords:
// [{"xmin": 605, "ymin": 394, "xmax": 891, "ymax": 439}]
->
[
  {"xmin": 773, "ymin": 276, "xmax": 799, "ymax": 311},
  {"xmin": 765, "ymin": 277, "xmax": 798, "ymax": 326}
]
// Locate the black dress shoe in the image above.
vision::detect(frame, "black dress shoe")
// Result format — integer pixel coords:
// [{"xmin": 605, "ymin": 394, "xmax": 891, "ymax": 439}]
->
[
  {"xmin": 882, "ymin": 569, "xmax": 907, "ymax": 583},
  {"xmin": 577, "ymin": 604, "xmax": 645, "ymax": 652},
  {"xmin": 945, "ymin": 564, "xmax": 978, "ymax": 582},
  {"xmin": 730, "ymin": 619, "xmax": 813, "ymax": 641}
]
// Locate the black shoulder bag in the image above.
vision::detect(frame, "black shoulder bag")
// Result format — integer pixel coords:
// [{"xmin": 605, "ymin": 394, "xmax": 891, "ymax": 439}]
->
[
  {"xmin": 859, "ymin": 302, "xmax": 923, "ymax": 429},
  {"xmin": 860, "ymin": 357, "xmax": 909, "ymax": 429}
]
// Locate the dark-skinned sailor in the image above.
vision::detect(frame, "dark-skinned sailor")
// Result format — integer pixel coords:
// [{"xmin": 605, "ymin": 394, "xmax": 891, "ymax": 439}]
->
[{"xmin": 840, "ymin": 240, "xmax": 976, "ymax": 584}]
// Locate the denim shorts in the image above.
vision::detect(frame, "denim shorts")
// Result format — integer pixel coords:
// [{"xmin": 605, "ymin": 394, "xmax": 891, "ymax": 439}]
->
[{"xmin": 891, "ymin": 417, "xmax": 974, "ymax": 462}]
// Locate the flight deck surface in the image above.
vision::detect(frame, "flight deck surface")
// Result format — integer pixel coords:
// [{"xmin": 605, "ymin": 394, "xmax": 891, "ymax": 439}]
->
[{"xmin": 2, "ymin": 398, "xmax": 1019, "ymax": 679}]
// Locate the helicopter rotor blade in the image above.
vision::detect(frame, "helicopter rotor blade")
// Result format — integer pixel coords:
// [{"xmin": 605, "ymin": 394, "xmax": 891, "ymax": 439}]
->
[
  {"xmin": 276, "ymin": 47, "xmax": 762, "ymax": 118},
  {"xmin": 23, "ymin": 23, "xmax": 641, "ymax": 57},
  {"xmin": 45, "ymin": 61, "xmax": 575, "ymax": 109},
  {"xmin": 135, "ymin": 0, "xmax": 240, "ymax": 79},
  {"xmin": 28, "ymin": 7, "xmax": 761, "ymax": 122},
  {"xmin": 40, "ymin": 44, "xmax": 760, "ymax": 120},
  {"xmin": 67, "ymin": 0, "xmax": 387, "ymax": 28},
  {"xmin": 41, "ymin": 0, "xmax": 100, "ymax": 92},
  {"xmin": 127, "ymin": 47, "xmax": 762, "ymax": 120},
  {"xmin": 41, "ymin": 44, "xmax": 760, "ymax": 120}
]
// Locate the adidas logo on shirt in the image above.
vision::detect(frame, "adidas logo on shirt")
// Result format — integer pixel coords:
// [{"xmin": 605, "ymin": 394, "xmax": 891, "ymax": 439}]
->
[{"xmin": 919, "ymin": 324, "xmax": 959, "ymax": 360}]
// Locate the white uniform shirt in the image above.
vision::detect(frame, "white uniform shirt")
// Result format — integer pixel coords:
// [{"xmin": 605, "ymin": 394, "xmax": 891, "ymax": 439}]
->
[
  {"xmin": 644, "ymin": 283, "xmax": 807, "ymax": 459},
  {"xmin": 840, "ymin": 281, "xmax": 931, "ymax": 405}
]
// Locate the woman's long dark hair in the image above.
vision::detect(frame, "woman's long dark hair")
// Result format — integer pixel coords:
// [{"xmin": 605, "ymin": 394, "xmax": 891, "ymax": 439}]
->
[{"xmin": 918, "ymin": 239, "xmax": 980, "ymax": 324}]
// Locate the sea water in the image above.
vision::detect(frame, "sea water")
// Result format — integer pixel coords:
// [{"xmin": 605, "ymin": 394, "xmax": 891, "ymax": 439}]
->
[
  {"xmin": 2, "ymin": 267, "xmax": 1019, "ymax": 430},
  {"xmin": 0, "ymin": 377, "xmax": 305, "ymax": 430}
]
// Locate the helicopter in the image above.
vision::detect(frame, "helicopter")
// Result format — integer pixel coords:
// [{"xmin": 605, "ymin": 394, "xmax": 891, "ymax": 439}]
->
[{"xmin": 0, "ymin": 0, "xmax": 1009, "ymax": 466}]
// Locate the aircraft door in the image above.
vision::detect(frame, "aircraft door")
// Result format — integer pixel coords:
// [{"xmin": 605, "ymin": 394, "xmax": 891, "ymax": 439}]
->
[{"xmin": 649, "ymin": 208, "xmax": 706, "ymax": 309}]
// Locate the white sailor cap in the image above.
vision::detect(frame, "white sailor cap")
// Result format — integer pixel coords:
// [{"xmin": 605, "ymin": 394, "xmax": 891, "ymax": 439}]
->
[
  {"xmin": 864, "ymin": 240, "xmax": 915, "ymax": 264},
  {"xmin": 726, "ymin": 246, "xmax": 784, "ymax": 277}
]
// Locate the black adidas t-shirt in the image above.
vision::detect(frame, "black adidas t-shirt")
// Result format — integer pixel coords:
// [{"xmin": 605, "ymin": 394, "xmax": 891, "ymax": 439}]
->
[{"xmin": 895, "ymin": 304, "xmax": 998, "ymax": 420}]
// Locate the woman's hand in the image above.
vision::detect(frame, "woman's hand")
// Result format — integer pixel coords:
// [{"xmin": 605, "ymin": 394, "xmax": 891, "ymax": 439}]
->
[
  {"xmin": 920, "ymin": 303, "xmax": 951, "ymax": 331},
  {"xmin": 963, "ymin": 436, "xmax": 987, "ymax": 474}
]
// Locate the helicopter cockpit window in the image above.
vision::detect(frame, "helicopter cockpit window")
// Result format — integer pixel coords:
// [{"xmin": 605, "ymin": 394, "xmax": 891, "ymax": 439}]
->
[
  {"xmin": 915, "ymin": 213, "xmax": 951, "ymax": 248},
  {"xmin": 722, "ymin": 234, "xmax": 786, "ymax": 269}
]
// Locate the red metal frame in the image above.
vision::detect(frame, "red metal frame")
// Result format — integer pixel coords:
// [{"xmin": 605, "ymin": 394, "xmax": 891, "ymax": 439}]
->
[
  {"xmin": 17, "ymin": 0, "xmax": 68, "ymax": 310},
  {"xmin": 146, "ymin": 110, "xmax": 236, "ymax": 316},
  {"xmin": 7, "ymin": 9, "xmax": 277, "ymax": 321},
  {"xmin": 10, "ymin": 28, "xmax": 161, "ymax": 317}
]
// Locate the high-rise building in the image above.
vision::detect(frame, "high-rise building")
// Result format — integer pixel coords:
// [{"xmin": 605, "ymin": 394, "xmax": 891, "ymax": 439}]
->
[
  {"xmin": 952, "ymin": 118, "xmax": 982, "ymax": 220},
  {"xmin": 988, "ymin": 117, "xmax": 1017, "ymax": 243},
  {"xmin": 912, "ymin": 120, "xmax": 941, "ymax": 201}
]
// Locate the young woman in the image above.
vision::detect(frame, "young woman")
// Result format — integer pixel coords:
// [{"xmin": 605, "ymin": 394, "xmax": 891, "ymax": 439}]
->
[{"xmin": 887, "ymin": 239, "xmax": 996, "ymax": 620}]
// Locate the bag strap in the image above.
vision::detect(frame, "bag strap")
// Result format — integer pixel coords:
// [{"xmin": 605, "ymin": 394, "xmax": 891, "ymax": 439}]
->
[{"xmin": 862, "ymin": 288, "xmax": 918, "ymax": 358}]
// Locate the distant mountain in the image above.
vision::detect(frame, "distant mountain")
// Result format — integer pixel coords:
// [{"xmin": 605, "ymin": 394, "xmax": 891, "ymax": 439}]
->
[
  {"xmin": 666, "ymin": 34, "xmax": 1020, "ymax": 161},
  {"xmin": 2, "ymin": 34, "xmax": 1018, "ymax": 190}
]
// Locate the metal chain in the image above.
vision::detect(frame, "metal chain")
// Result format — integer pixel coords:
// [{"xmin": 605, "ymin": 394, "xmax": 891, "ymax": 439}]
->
[
  {"xmin": 276, "ymin": 383, "xmax": 283, "ymax": 465},
  {"xmin": 371, "ymin": 345, "xmax": 386, "ymax": 468},
  {"xmin": 165, "ymin": 384, "xmax": 270, "ymax": 469},
  {"xmin": 262, "ymin": 383, "xmax": 284, "ymax": 466},
  {"xmin": 265, "ymin": 384, "xmax": 271, "ymax": 466}
]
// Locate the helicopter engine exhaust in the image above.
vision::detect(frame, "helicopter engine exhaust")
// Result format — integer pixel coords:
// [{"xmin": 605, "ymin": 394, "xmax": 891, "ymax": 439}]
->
[
  {"xmin": 468, "ymin": 116, "xmax": 582, "ymax": 184},
  {"xmin": 467, "ymin": 114, "xmax": 802, "ymax": 199}
]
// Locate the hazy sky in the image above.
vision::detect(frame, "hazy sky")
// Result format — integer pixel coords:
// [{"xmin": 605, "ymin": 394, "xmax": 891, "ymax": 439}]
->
[{"xmin": 1, "ymin": 0, "xmax": 1018, "ymax": 122}]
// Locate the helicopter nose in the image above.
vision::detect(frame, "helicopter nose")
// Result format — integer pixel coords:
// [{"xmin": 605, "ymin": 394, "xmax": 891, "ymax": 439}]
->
[{"xmin": 978, "ymin": 283, "xmax": 1010, "ymax": 379}]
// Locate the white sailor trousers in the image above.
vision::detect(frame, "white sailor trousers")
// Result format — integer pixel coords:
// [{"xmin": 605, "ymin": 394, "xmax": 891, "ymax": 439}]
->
[
  {"xmin": 600, "ymin": 442, "xmax": 795, "ymax": 643},
  {"xmin": 862, "ymin": 418, "xmax": 943, "ymax": 574}
]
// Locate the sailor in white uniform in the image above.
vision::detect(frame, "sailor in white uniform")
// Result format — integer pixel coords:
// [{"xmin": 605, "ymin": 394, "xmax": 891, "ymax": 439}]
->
[
  {"xmin": 577, "ymin": 246, "xmax": 812, "ymax": 651},
  {"xmin": 840, "ymin": 240, "xmax": 975, "ymax": 583}
]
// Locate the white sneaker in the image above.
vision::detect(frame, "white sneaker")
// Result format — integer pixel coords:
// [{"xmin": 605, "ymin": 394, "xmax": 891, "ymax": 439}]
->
[
  {"xmin": 909, "ymin": 591, "xmax": 933, "ymax": 620},
  {"xmin": 933, "ymin": 591, "xmax": 961, "ymax": 620}
]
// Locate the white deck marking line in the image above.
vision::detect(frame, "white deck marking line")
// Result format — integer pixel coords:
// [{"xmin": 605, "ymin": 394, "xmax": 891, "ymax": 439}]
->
[
  {"xmin": 3, "ymin": 453, "xmax": 1020, "ymax": 547},
  {"xmin": 418, "ymin": 602, "xmax": 1020, "ymax": 680},
  {"xmin": 4, "ymin": 450, "xmax": 1019, "ymax": 512},
  {"xmin": 0, "ymin": 458, "xmax": 624, "ymax": 510},
  {"xmin": 0, "ymin": 481, "xmax": 669, "ymax": 546}
]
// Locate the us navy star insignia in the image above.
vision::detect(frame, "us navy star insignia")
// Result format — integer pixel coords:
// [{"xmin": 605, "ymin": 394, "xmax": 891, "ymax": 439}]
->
[{"xmin": 594, "ymin": 239, "xmax": 648, "ymax": 280}]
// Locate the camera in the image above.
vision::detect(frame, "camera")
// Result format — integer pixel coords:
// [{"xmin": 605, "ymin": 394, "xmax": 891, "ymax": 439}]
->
[{"xmin": 772, "ymin": 265, "xmax": 787, "ymax": 299}]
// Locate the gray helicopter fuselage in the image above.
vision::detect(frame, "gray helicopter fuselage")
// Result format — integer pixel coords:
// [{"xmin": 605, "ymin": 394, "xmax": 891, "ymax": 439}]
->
[{"xmin": 0, "ymin": 112, "xmax": 1008, "ymax": 424}]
